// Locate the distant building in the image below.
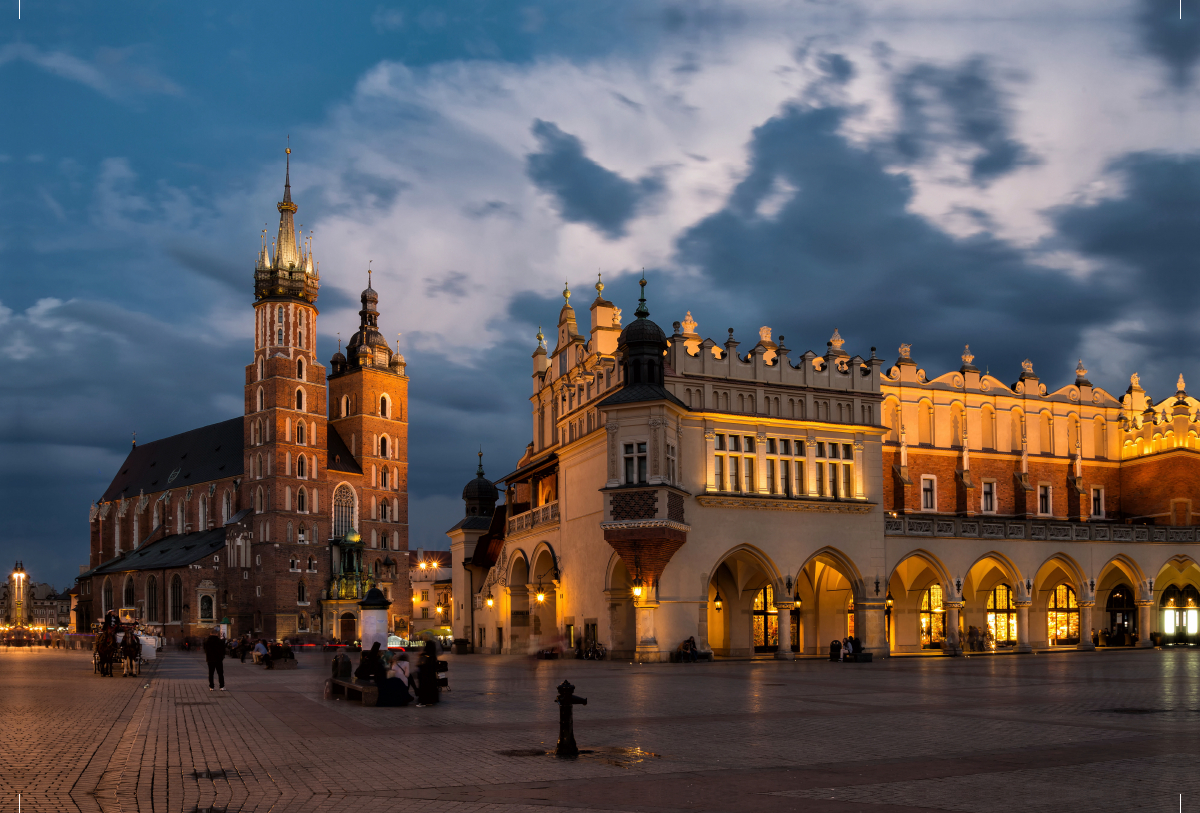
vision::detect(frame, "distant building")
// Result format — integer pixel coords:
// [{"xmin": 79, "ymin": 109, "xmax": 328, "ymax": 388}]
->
[{"xmin": 409, "ymin": 549, "xmax": 452, "ymax": 634}]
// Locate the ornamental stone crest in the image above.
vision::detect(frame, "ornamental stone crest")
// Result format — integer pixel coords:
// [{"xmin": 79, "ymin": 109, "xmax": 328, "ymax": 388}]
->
[
  {"xmin": 898, "ymin": 343, "xmax": 912, "ymax": 359},
  {"xmin": 1131, "ymin": 372, "xmax": 1141, "ymax": 387},
  {"xmin": 759, "ymin": 326, "xmax": 772, "ymax": 344},
  {"xmin": 1076, "ymin": 359, "xmax": 1087, "ymax": 378},
  {"xmin": 829, "ymin": 329, "xmax": 844, "ymax": 352},
  {"xmin": 682, "ymin": 311, "xmax": 697, "ymax": 335},
  {"xmin": 962, "ymin": 345, "xmax": 974, "ymax": 365},
  {"xmin": 1021, "ymin": 359, "xmax": 1034, "ymax": 375},
  {"xmin": 612, "ymin": 307, "xmax": 622, "ymax": 327}
]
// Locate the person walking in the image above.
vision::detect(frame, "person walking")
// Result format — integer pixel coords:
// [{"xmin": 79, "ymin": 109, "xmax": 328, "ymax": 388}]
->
[{"xmin": 203, "ymin": 627, "xmax": 227, "ymax": 691}]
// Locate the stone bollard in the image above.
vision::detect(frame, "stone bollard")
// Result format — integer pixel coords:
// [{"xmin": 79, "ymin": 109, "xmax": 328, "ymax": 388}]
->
[{"xmin": 555, "ymin": 680, "xmax": 588, "ymax": 757}]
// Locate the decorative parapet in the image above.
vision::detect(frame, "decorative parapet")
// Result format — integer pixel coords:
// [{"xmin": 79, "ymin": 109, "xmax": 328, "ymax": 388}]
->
[
  {"xmin": 697, "ymin": 494, "xmax": 874, "ymax": 514},
  {"xmin": 600, "ymin": 519, "xmax": 690, "ymax": 534},
  {"xmin": 884, "ymin": 516, "xmax": 1194, "ymax": 543},
  {"xmin": 506, "ymin": 500, "xmax": 560, "ymax": 537}
]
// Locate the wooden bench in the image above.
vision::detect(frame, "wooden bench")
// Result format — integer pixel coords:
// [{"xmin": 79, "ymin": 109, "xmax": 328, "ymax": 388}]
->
[{"xmin": 330, "ymin": 677, "xmax": 378, "ymax": 706}]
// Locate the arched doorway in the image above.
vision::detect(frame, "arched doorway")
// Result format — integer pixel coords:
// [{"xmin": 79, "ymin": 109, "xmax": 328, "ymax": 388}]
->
[
  {"xmin": 1160, "ymin": 585, "xmax": 1200, "ymax": 645},
  {"xmin": 1105, "ymin": 585, "xmax": 1136, "ymax": 646},
  {"xmin": 920, "ymin": 585, "xmax": 946, "ymax": 649},
  {"xmin": 707, "ymin": 546, "xmax": 779, "ymax": 658},
  {"xmin": 508, "ymin": 553, "xmax": 530, "ymax": 655},
  {"xmin": 339, "ymin": 612, "xmax": 357, "ymax": 642},
  {"xmin": 1047, "ymin": 585, "xmax": 1080, "ymax": 646},
  {"xmin": 752, "ymin": 586, "xmax": 778, "ymax": 653},
  {"xmin": 531, "ymin": 546, "xmax": 559, "ymax": 652}
]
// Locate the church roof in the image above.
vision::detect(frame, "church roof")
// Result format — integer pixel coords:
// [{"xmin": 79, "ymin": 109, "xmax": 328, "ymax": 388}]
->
[
  {"xmin": 83, "ymin": 509, "xmax": 252, "ymax": 576},
  {"xmin": 100, "ymin": 417, "xmax": 244, "ymax": 502},
  {"xmin": 326, "ymin": 426, "xmax": 362, "ymax": 474}
]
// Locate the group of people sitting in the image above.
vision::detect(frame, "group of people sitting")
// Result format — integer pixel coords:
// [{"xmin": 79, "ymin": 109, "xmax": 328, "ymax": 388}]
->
[
  {"xmin": 229, "ymin": 635, "xmax": 295, "ymax": 667},
  {"xmin": 349, "ymin": 641, "xmax": 442, "ymax": 707},
  {"xmin": 829, "ymin": 636, "xmax": 864, "ymax": 661},
  {"xmin": 1092, "ymin": 627, "xmax": 1136, "ymax": 647}
]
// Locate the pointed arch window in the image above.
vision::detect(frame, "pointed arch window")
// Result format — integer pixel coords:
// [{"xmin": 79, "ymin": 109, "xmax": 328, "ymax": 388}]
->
[
  {"xmin": 257, "ymin": 358, "xmax": 264, "ymax": 381},
  {"xmin": 223, "ymin": 491, "xmax": 231, "ymax": 523},
  {"xmin": 341, "ymin": 395, "xmax": 349, "ymax": 418},
  {"xmin": 298, "ymin": 581, "xmax": 307, "ymax": 603},
  {"xmin": 298, "ymin": 487, "xmax": 307, "ymax": 512},
  {"xmin": 333, "ymin": 485, "xmax": 355, "ymax": 537},
  {"xmin": 123, "ymin": 577, "xmax": 135, "ymax": 608},
  {"xmin": 257, "ymin": 388, "xmax": 264, "ymax": 412},
  {"xmin": 298, "ymin": 455, "xmax": 308, "ymax": 479},
  {"xmin": 297, "ymin": 358, "xmax": 304, "ymax": 380},
  {"xmin": 255, "ymin": 487, "xmax": 263, "ymax": 513},
  {"xmin": 381, "ymin": 395, "xmax": 389, "ymax": 418},
  {"xmin": 169, "ymin": 575, "xmax": 182, "ymax": 623},
  {"xmin": 146, "ymin": 576, "xmax": 158, "ymax": 622},
  {"xmin": 102, "ymin": 578, "xmax": 113, "ymax": 614},
  {"xmin": 381, "ymin": 466, "xmax": 389, "ymax": 489},
  {"xmin": 380, "ymin": 436, "xmax": 388, "ymax": 458},
  {"xmin": 296, "ymin": 421, "xmax": 306, "ymax": 446},
  {"xmin": 296, "ymin": 389, "xmax": 304, "ymax": 411}
]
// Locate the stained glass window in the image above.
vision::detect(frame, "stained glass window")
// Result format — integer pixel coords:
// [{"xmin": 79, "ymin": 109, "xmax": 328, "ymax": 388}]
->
[
  {"xmin": 1047, "ymin": 584, "xmax": 1080, "ymax": 645},
  {"xmin": 986, "ymin": 584, "xmax": 1016, "ymax": 646}
]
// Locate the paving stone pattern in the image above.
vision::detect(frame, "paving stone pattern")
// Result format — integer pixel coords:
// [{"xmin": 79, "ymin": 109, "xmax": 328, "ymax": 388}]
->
[{"xmin": 2, "ymin": 647, "xmax": 1199, "ymax": 812}]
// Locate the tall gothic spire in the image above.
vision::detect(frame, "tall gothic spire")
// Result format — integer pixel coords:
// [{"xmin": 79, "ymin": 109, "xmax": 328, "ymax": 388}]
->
[{"xmin": 275, "ymin": 145, "xmax": 300, "ymax": 270}]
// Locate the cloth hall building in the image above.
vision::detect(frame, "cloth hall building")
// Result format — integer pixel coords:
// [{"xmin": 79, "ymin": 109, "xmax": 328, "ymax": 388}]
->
[
  {"xmin": 77, "ymin": 157, "xmax": 411, "ymax": 643},
  {"xmin": 450, "ymin": 280, "xmax": 1200, "ymax": 660}
]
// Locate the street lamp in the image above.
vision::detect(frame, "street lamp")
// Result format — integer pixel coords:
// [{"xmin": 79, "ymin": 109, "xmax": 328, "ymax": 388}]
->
[
  {"xmin": 485, "ymin": 592, "xmax": 494, "ymax": 608},
  {"xmin": 631, "ymin": 577, "xmax": 644, "ymax": 598},
  {"xmin": 536, "ymin": 589, "xmax": 546, "ymax": 604},
  {"xmin": 714, "ymin": 591, "xmax": 723, "ymax": 612}
]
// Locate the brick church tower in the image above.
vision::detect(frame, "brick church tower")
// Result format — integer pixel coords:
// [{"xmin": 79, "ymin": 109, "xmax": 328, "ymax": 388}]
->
[
  {"xmin": 327, "ymin": 276, "xmax": 409, "ymax": 556},
  {"xmin": 242, "ymin": 148, "xmax": 330, "ymax": 636}
]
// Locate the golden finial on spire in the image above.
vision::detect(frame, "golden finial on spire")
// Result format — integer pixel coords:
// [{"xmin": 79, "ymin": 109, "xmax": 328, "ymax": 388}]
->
[
  {"xmin": 563, "ymin": 281, "xmax": 571, "ymax": 303},
  {"xmin": 596, "ymin": 271, "xmax": 604, "ymax": 296}
]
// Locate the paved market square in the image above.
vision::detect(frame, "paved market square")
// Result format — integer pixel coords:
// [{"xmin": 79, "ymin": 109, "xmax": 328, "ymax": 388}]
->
[{"xmin": 2, "ymin": 648, "xmax": 1198, "ymax": 813}]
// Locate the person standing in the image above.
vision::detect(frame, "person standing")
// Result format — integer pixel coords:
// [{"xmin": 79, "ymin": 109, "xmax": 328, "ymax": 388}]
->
[
  {"xmin": 203, "ymin": 627, "xmax": 226, "ymax": 691},
  {"xmin": 416, "ymin": 640, "xmax": 440, "ymax": 706}
]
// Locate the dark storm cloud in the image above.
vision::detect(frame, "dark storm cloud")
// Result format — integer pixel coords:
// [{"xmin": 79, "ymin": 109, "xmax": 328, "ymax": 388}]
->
[
  {"xmin": 168, "ymin": 244, "xmax": 242, "ymax": 290},
  {"xmin": 890, "ymin": 56, "xmax": 1037, "ymax": 185},
  {"xmin": 817, "ymin": 52, "xmax": 854, "ymax": 83},
  {"xmin": 674, "ymin": 102, "xmax": 1122, "ymax": 380},
  {"xmin": 1136, "ymin": 0, "xmax": 1200, "ymax": 88},
  {"xmin": 1052, "ymin": 153, "xmax": 1200, "ymax": 314},
  {"xmin": 525, "ymin": 119, "xmax": 665, "ymax": 239}
]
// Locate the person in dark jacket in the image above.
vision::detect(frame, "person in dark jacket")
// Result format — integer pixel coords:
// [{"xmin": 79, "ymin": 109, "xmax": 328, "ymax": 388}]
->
[
  {"xmin": 416, "ymin": 640, "xmax": 440, "ymax": 706},
  {"xmin": 203, "ymin": 628, "xmax": 226, "ymax": 691}
]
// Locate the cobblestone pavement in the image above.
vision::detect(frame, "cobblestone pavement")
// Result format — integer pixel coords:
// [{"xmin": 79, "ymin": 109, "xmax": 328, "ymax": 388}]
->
[{"xmin": 3, "ymin": 647, "xmax": 1199, "ymax": 812}]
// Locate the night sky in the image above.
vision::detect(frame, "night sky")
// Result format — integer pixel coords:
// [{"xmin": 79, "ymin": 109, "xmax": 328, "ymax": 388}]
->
[{"xmin": 3, "ymin": 1, "xmax": 1198, "ymax": 588}]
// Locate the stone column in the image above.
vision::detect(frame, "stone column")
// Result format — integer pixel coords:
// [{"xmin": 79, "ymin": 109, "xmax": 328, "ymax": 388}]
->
[
  {"xmin": 853, "ymin": 440, "xmax": 865, "ymax": 499},
  {"xmin": 857, "ymin": 600, "xmax": 887, "ymax": 656},
  {"xmin": 755, "ymin": 432, "xmax": 769, "ymax": 494},
  {"xmin": 1015, "ymin": 600, "xmax": 1032, "ymax": 653},
  {"xmin": 806, "ymin": 436, "xmax": 819, "ymax": 496},
  {"xmin": 704, "ymin": 430, "xmax": 716, "ymax": 492},
  {"xmin": 634, "ymin": 594, "xmax": 662, "ymax": 662},
  {"xmin": 1137, "ymin": 600, "xmax": 1155, "ymax": 647},
  {"xmin": 945, "ymin": 602, "xmax": 963, "ymax": 654},
  {"xmin": 357, "ymin": 587, "xmax": 392, "ymax": 652},
  {"xmin": 1077, "ymin": 601, "xmax": 1096, "ymax": 650},
  {"xmin": 774, "ymin": 600, "xmax": 795, "ymax": 660}
]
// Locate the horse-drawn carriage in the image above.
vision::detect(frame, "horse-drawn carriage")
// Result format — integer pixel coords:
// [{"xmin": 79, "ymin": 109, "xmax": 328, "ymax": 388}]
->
[{"xmin": 92, "ymin": 624, "xmax": 147, "ymax": 677}]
